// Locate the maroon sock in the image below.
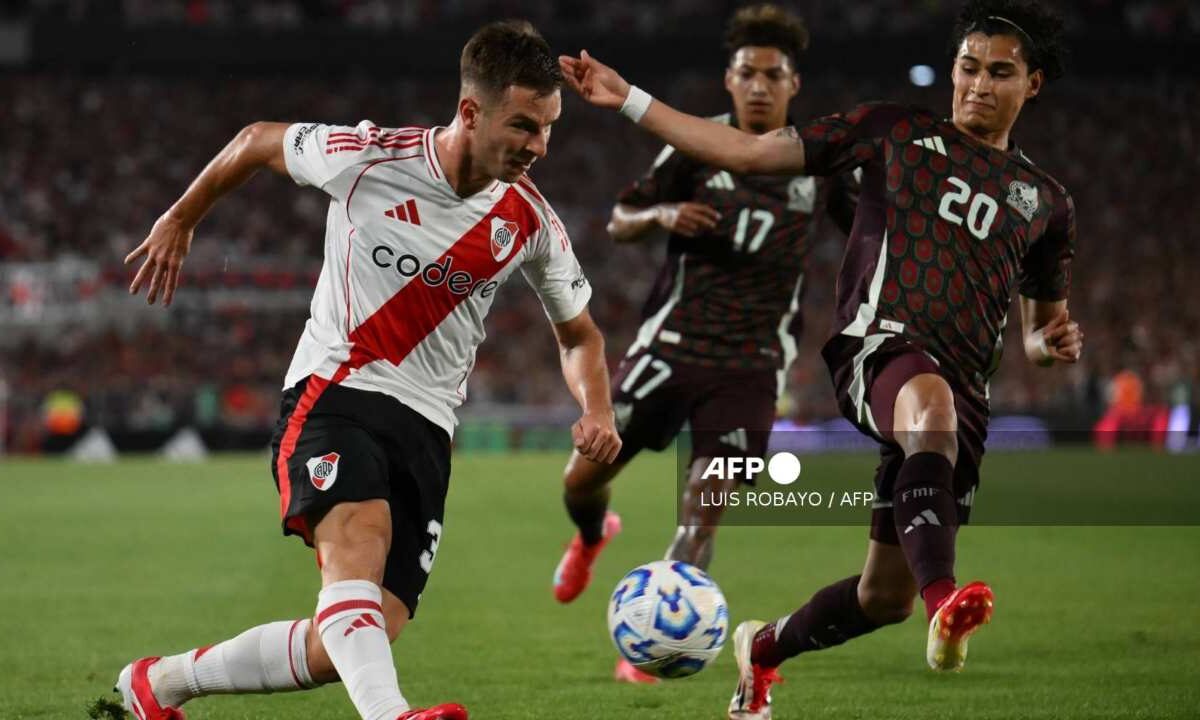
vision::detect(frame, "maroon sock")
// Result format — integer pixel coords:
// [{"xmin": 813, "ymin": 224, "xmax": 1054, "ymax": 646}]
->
[
  {"xmin": 921, "ymin": 577, "xmax": 957, "ymax": 621},
  {"xmin": 564, "ymin": 489, "xmax": 608, "ymax": 545},
  {"xmin": 891, "ymin": 452, "xmax": 958, "ymax": 613},
  {"xmin": 750, "ymin": 575, "xmax": 881, "ymax": 668}
]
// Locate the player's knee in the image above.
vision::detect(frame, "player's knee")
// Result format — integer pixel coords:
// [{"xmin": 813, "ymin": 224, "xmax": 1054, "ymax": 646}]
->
[
  {"xmin": 902, "ymin": 400, "xmax": 958, "ymax": 462},
  {"xmin": 857, "ymin": 584, "xmax": 915, "ymax": 625}
]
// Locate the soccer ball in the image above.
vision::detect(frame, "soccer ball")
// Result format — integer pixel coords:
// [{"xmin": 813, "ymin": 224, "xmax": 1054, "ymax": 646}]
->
[{"xmin": 606, "ymin": 560, "xmax": 729, "ymax": 679}]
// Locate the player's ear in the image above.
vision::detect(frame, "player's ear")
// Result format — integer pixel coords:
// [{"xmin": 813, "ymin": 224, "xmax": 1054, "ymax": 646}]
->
[
  {"xmin": 1025, "ymin": 68, "xmax": 1044, "ymax": 100},
  {"xmin": 724, "ymin": 66, "xmax": 735, "ymax": 94},
  {"xmin": 789, "ymin": 71, "xmax": 801, "ymax": 99},
  {"xmin": 459, "ymin": 96, "xmax": 481, "ymax": 130}
]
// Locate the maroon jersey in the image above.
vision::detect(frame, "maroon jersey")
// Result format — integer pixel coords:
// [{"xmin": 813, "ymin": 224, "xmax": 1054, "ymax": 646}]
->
[
  {"xmin": 801, "ymin": 103, "xmax": 1075, "ymax": 401},
  {"xmin": 618, "ymin": 113, "xmax": 856, "ymax": 372}
]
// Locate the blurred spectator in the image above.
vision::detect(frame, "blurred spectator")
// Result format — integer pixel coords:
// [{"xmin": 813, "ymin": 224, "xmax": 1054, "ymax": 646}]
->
[
  {"xmin": 16, "ymin": 0, "xmax": 1200, "ymax": 36},
  {"xmin": 1093, "ymin": 369, "xmax": 1170, "ymax": 449}
]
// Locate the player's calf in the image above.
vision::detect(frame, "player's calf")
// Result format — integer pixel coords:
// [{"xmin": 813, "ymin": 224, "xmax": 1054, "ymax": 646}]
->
[
  {"xmin": 113, "ymin": 617, "xmax": 321, "ymax": 716},
  {"xmin": 666, "ymin": 456, "xmax": 741, "ymax": 570}
]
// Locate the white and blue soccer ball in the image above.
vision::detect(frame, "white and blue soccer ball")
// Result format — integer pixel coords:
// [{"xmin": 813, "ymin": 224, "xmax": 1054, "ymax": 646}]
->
[{"xmin": 606, "ymin": 560, "xmax": 729, "ymax": 679}]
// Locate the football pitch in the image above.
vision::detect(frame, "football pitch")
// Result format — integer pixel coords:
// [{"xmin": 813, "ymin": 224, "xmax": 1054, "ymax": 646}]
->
[{"xmin": 1, "ymin": 450, "xmax": 1197, "ymax": 719}]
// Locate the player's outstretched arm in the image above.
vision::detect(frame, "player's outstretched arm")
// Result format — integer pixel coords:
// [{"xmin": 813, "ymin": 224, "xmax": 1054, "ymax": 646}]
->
[
  {"xmin": 559, "ymin": 51, "xmax": 804, "ymax": 176},
  {"xmin": 607, "ymin": 202, "xmax": 720, "ymax": 242},
  {"xmin": 125, "ymin": 122, "xmax": 290, "ymax": 306},
  {"xmin": 1020, "ymin": 297, "xmax": 1083, "ymax": 366},
  {"xmin": 553, "ymin": 308, "xmax": 622, "ymax": 464}
]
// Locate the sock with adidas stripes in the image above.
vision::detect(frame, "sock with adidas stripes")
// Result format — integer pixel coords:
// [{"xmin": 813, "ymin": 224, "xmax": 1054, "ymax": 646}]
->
[
  {"xmin": 892, "ymin": 451, "xmax": 958, "ymax": 619},
  {"xmin": 148, "ymin": 618, "xmax": 317, "ymax": 707},
  {"xmin": 316, "ymin": 579, "xmax": 409, "ymax": 720},
  {"xmin": 750, "ymin": 575, "xmax": 881, "ymax": 667}
]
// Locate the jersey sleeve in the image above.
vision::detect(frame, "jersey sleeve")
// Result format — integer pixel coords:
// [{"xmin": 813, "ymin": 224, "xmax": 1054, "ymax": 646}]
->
[
  {"xmin": 799, "ymin": 103, "xmax": 908, "ymax": 177},
  {"xmin": 521, "ymin": 205, "xmax": 593, "ymax": 324},
  {"xmin": 283, "ymin": 120, "xmax": 413, "ymax": 201},
  {"xmin": 615, "ymin": 144, "xmax": 696, "ymax": 207},
  {"xmin": 824, "ymin": 169, "xmax": 861, "ymax": 236},
  {"xmin": 1019, "ymin": 191, "xmax": 1076, "ymax": 302}
]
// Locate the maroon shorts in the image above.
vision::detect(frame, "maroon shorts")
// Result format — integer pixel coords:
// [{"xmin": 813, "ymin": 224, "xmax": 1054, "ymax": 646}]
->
[
  {"xmin": 611, "ymin": 348, "xmax": 778, "ymax": 471},
  {"xmin": 823, "ymin": 334, "xmax": 988, "ymax": 544}
]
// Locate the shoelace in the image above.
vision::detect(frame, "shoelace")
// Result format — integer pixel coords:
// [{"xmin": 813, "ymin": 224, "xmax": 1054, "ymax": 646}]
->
[{"xmin": 749, "ymin": 665, "xmax": 784, "ymax": 712}]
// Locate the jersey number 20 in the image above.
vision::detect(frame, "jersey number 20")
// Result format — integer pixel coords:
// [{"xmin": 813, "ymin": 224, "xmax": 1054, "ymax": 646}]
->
[{"xmin": 938, "ymin": 177, "xmax": 998, "ymax": 240}]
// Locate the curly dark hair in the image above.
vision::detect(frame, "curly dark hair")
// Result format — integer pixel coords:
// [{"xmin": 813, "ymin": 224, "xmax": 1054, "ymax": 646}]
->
[
  {"xmin": 723, "ymin": 4, "xmax": 810, "ymax": 69},
  {"xmin": 460, "ymin": 20, "xmax": 562, "ymax": 100},
  {"xmin": 950, "ymin": 0, "xmax": 1068, "ymax": 81}
]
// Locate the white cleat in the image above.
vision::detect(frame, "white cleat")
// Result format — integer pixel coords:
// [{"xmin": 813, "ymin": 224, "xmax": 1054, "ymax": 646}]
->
[
  {"xmin": 728, "ymin": 620, "xmax": 782, "ymax": 720},
  {"xmin": 926, "ymin": 581, "xmax": 995, "ymax": 672}
]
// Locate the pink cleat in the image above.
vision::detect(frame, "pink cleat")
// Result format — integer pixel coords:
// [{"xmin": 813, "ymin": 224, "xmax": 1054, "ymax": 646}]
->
[
  {"xmin": 552, "ymin": 512, "xmax": 621, "ymax": 603},
  {"xmin": 114, "ymin": 657, "xmax": 186, "ymax": 720},
  {"xmin": 614, "ymin": 658, "xmax": 661, "ymax": 684}
]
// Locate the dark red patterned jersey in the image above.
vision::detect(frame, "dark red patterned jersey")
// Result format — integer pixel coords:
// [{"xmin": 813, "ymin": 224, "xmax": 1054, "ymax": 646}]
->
[
  {"xmin": 618, "ymin": 113, "xmax": 856, "ymax": 372},
  {"xmin": 800, "ymin": 102, "xmax": 1076, "ymax": 400}
]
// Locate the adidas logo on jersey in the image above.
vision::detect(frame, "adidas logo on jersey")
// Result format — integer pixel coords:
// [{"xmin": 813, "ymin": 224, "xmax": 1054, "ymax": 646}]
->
[
  {"xmin": 911, "ymin": 136, "xmax": 948, "ymax": 156},
  {"xmin": 384, "ymin": 198, "xmax": 421, "ymax": 224},
  {"xmin": 706, "ymin": 171, "xmax": 735, "ymax": 191}
]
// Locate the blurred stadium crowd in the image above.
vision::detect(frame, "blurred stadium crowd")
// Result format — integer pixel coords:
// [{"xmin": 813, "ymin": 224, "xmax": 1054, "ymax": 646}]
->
[
  {"xmin": 1, "ymin": 6, "xmax": 1197, "ymax": 452},
  {"xmin": 16, "ymin": 0, "xmax": 1200, "ymax": 36}
]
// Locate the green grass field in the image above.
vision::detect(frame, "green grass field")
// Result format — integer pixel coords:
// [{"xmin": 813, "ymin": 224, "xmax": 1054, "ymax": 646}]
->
[{"xmin": 1, "ymin": 450, "xmax": 1198, "ymax": 719}]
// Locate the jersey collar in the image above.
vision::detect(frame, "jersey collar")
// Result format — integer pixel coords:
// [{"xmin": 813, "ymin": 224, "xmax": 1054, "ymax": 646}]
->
[{"xmin": 424, "ymin": 127, "xmax": 507, "ymax": 202}]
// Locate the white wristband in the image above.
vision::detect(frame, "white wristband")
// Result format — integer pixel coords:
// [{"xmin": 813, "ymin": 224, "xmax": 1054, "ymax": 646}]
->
[
  {"xmin": 619, "ymin": 85, "xmax": 653, "ymax": 123},
  {"xmin": 1034, "ymin": 329, "xmax": 1051, "ymax": 361}
]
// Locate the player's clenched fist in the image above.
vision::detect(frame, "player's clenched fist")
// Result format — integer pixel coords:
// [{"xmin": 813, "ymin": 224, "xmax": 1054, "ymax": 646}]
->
[
  {"xmin": 572, "ymin": 409, "xmax": 622, "ymax": 464},
  {"xmin": 658, "ymin": 202, "xmax": 721, "ymax": 238},
  {"xmin": 125, "ymin": 211, "xmax": 194, "ymax": 307},
  {"xmin": 558, "ymin": 50, "xmax": 630, "ymax": 110},
  {"xmin": 1040, "ymin": 311, "xmax": 1084, "ymax": 363}
]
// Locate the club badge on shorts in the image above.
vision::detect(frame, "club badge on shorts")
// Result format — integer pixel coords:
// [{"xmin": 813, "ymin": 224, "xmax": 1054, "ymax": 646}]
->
[
  {"xmin": 306, "ymin": 452, "xmax": 341, "ymax": 491},
  {"xmin": 490, "ymin": 217, "xmax": 520, "ymax": 262}
]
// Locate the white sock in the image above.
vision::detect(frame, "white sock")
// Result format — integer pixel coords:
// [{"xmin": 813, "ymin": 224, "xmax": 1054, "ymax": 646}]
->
[
  {"xmin": 316, "ymin": 580, "xmax": 409, "ymax": 720},
  {"xmin": 149, "ymin": 619, "xmax": 317, "ymax": 707}
]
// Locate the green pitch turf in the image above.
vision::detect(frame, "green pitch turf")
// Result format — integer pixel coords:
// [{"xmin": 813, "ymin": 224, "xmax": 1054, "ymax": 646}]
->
[{"xmin": 1, "ymin": 450, "xmax": 1197, "ymax": 719}]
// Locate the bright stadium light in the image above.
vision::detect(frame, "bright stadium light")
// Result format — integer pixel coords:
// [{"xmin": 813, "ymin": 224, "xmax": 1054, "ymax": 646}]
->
[{"xmin": 909, "ymin": 64, "xmax": 935, "ymax": 87}]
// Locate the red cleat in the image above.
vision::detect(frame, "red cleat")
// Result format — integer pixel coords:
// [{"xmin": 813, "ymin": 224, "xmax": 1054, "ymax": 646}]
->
[
  {"xmin": 614, "ymin": 658, "xmax": 661, "ymax": 684},
  {"xmin": 396, "ymin": 703, "xmax": 468, "ymax": 720},
  {"xmin": 552, "ymin": 512, "xmax": 621, "ymax": 603},
  {"xmin": 114, "ymin": 657, "xmax": 186, "ymax": 720},
  {"xmin": 728, "ymin": 621, "xmax": 782, "ymax": 719},
  {"xmin": 927, "ymin": 580, "xmax": 994, "ymax": 671}
]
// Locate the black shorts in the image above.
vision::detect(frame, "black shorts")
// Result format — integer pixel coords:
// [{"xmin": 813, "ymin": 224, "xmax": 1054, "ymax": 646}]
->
[
  {"xmin": 269, "ymin": 376, "xmax": 451, "ymax": 617},
  {"xmin": 611, "ymin": 347, "xmax": 778, "ymax": 470},
  {"xmin": 823, "ymin": 334, "xmax": 988, "ymax": 543}
]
